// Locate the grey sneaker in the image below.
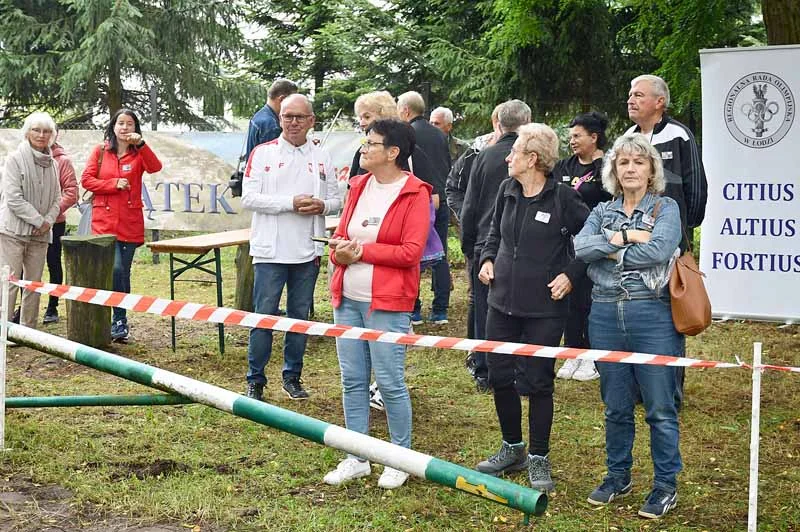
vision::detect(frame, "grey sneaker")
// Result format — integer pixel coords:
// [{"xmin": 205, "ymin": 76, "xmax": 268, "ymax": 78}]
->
[
  {"xmin": 475, "ymin": 441, "xmax": 528, "ymax": 476},
  {"xmin": 588, "ymin": 475, "xmax": 633, "ymax": 505},
  {"xmin": 527, "ymin": 454, "xmax": 555, "ymax": 493}
]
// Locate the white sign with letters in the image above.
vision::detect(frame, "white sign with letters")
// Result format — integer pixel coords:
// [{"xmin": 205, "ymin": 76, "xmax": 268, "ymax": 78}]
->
[{"xmin": 700, "ymin": 45, "xmax": 800, "ymax": 321}]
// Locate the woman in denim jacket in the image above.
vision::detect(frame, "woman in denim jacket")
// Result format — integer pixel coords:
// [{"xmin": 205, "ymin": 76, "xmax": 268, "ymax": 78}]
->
[{"xmin": 574, "ymin": 133, "xmax": 683, "ymax": 519}]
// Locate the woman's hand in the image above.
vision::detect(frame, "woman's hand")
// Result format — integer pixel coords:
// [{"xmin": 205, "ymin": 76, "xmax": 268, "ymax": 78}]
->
[
  {"xmin": 126, "ymin": 133, "xmax": 143, "ymax": 145},
  {"xmin": 334, "ymin": 239, "xmax": 363, "ymax": 265},
  {"xmin": 478, "ymin": 261, "xmax": 494, "ymax": 285},
  {"xmin": 548, "ymin": 273, "xmax": 572, "ymax": 301},
  {"xmin": 32, "ymin": 221, "xmax": 52, "ymax": 236},
  {"xmin": 610, "ymin": 229, "xmax": 652, "ymax": 246},
  {"xmin": 116, "ymin": 178, "xmax": 130, "ymax": 190}
]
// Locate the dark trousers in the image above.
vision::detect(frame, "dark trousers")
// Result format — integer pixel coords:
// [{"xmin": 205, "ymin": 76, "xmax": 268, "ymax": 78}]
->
[
  {"xmin": 45, "ymin": 221, "xmax": 66, "ymax": 312},
  {"xmin": 563, "ymin": 276, "xmax": 592, "ymax": 349},
  {"xmin": 415, "ymin": 203, "xmax": 451, "ymax": 314},
  {"xmin": 469, "ymin": 254, "xmax": 490, "ymax": 376},
  {"xmin": 486, "ymin": 308, "xmax": 565, "ymax": 456}
]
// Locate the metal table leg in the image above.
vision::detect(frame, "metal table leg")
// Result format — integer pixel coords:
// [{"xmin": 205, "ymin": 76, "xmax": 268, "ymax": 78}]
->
[
  {"xmin": 214, "ymin": 248, "xmax": 225, "ymax": 354},
  {"xmin": 169, "ymin": 253, "xmax": 176, "ymax": 351}
]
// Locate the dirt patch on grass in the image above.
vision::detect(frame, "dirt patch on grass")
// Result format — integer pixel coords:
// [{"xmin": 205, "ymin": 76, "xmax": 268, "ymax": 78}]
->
[{"xmin": 0, "ymin": 475, "xmax": 198, "ymax": 531}]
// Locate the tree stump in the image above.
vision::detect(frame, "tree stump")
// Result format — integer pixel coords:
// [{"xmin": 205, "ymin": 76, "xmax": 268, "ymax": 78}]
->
[
  {"xmin": 62, "ymin": 234, "xmax": 116, "ymax": 348},
  {"xmin": 234, "ymin": 243, "xmax": 254, "ymax": 312}
]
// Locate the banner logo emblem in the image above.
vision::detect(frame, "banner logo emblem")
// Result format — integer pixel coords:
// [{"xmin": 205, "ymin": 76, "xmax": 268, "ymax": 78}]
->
[{"xmin": 725, "ymin": 72, "xmax": 795, "ymax": 149}]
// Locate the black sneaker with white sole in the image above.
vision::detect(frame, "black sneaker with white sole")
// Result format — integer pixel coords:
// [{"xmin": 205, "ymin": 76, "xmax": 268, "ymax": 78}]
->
[
  {"xmin": 110, "ymin": 319, "xmax": 130, "ymax": 343},
  {"xmin": 588, "ymin": 475, "xmax": 633, "ymax": 505},
  {"xmin": 282, "ymin": 377, "xmax": 309, "ymax": 400}
]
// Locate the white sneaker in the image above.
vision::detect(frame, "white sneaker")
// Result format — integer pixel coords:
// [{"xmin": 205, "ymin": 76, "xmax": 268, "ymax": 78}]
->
[
  {"xmin": 378, "ymin": 466, "xmax": 409, "ymax": 489},
  {"xmin": 572, "ymin": 359, "xmax": 600, "ymax": 381},
  {"xmin": 323, "ymin": 458, "xmax": 371, "ymax": 485},
  {"xmin": 556, "ymin": 358, "xmax": 581, "ymax": 379},
  {"xmin": 369, "ymin": 382, "xmax": 385, "ymax": 411}
]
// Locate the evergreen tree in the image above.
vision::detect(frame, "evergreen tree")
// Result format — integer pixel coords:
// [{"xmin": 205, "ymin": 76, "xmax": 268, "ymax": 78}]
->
[{"xmin": 0, "ymin": 0, "xmax": 260, "ymax": 128}]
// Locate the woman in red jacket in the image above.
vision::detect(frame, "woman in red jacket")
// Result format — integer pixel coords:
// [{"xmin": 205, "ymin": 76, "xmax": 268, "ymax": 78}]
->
[
  {"xmin": 323, "ymin": 119, "xmax": 431, "ymax": 490},
  {"xmin": 82, "ymin": 109, "xmax": 162, "ymax": 342}
]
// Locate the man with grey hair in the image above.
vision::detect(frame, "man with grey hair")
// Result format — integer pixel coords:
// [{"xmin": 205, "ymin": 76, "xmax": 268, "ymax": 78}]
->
[
  {"xmin": 242, "ymin": 94, "xmax": 341, "ymax": 402},
  {"xmin": 625, "ymin": 74, "xmax": 707, "ymax": 232},
  {"xmin": 430, "ymin": 106, "xmax": 470, "ymax": 162},
  {"xmin": 459, "ymin": 99, "xmax": 531, "ymax": 391},
  {"xmin": 625, "ymin": 74, "xmax": 707, "ymax": 409},
  {"xmin": 245, "ymin": 78, "xmax": 298, "ymax": 161},
  {"xmin": 397, "ymin": 91, "xmax": 452, "ymax": 325}
]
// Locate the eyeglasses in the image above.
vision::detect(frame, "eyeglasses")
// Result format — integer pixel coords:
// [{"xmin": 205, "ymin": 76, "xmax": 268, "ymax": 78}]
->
[
  {"xmin": 280, "ymin": 114, "xmax": 312, "ymax": 123},
  {"xmin": 509, "ymin": 146, "xmax": 532, "ymax": 156},
  {"xmin": 30, "ymin": 127, "xmax": 53, "ymax": 136},
  {"xmin": 359, "ymin": 138, "xmax": 386, "ymax": 151}
]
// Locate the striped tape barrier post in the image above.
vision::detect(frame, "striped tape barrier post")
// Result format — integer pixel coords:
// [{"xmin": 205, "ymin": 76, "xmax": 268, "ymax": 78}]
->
[
  {"xmin": 5, "ymin": 323, "xmax": 547, "ymax": 519},
  {"xmin": 15, "ymin": 278, "xmax": 799, "ymax": 373}
]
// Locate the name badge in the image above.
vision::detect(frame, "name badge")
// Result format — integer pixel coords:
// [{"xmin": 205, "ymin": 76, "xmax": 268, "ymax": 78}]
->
[
  {"xmin": 562, "ymin": 175, "xmax": 571, "ymax": 182},
  {"xmin": 642, "ymin": 213, "xmax": 656, "ymax": 229},
  {"xmin": 535, "ymin": 211, "xmax": 551, "ymax": 224},
  {"xmin": 661, "ymin": 151, "xmax": 673, "ymax": 160},
  {"xmin": 361, "ymin": 217, "xmax": 381, "ymax": 227},
  {"xmin": 121, "ymin": 164, "xmax": 132, "ymax": 172}
]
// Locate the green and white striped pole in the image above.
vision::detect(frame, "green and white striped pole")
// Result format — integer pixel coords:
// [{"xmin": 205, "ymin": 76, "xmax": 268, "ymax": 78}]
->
[{"xmin": 7, "ymin": 324, "xmax": 547, "ymax": 518}]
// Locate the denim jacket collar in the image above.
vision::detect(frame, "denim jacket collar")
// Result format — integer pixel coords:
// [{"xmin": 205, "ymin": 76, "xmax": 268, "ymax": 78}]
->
[{"xmin": 607, "ymin": 191, "xmax": 659, "ymax": 217}]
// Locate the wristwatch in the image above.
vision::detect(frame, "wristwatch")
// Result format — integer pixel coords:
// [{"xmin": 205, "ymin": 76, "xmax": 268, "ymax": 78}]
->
[{"xmin": 621, "ymin": 228, "xmax": 629, "ymax": 245}]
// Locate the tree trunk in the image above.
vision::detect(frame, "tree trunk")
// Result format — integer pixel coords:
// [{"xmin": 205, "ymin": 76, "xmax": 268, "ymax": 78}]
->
[
  {"xmin": 234, "ymin": 243, "xmax": 254, "ymax": 312},
  {"xmin": 108, "ymin": 61, "xmax": 122, "ymax": 115},
  {"xmin": 63, "ymin": 234, "xmax": 116, "ymax": 348},
  {"xmin": 762, "ymin": 0, "xmax": 800, "ymax": 45}
]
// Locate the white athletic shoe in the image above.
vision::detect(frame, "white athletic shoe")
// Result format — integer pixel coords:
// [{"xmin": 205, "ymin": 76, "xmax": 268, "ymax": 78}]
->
[
  {"xmin": 369, "ymin": 382, "xmax": 385, "ymax": 411},
  {"xmin": 323, "ymin": 458, "xmax": 371, "ymax": 486},
  {"xmin": 378, "ymin": 466, "xmax": 409, "ymax": 489},
  {"xmin": 556, "ymin": 358, "xmax": 581, "ymax": 380},
  {"xmin": 572, "ymin": 360, "xmax": 600, "ymax": 381}
]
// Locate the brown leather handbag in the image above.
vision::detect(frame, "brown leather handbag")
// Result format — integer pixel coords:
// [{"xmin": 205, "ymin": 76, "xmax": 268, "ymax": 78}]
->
[
  {"xmin": 669, "ymin": 247, "xmax": 712, "ymax": 335},
  {"xmin": 651, "ymin": 200, "xmax": 712, "ymax": 335}
]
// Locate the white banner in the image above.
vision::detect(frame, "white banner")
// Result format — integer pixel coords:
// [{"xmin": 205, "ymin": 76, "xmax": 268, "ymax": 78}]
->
[{"xmin": 699, "ymin": 45, "xmax": 800, "ymax": 321}]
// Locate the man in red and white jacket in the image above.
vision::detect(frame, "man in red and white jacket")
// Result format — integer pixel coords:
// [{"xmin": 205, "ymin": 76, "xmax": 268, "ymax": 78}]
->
[{"xmin": 241, "ymin": 94, "xmax": 341, "ymax": 401}]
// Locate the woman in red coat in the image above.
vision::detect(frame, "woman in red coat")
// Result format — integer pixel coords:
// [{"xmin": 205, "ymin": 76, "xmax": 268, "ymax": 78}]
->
[{"xmin": 81, "ymin": 108, "xmax": 162, "ymax": 342}]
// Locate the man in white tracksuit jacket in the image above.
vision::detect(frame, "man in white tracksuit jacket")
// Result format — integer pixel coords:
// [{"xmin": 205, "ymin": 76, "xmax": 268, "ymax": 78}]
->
[{"xmin": 242, "ymin": 94, "xmax": 341, "ymax": 401}]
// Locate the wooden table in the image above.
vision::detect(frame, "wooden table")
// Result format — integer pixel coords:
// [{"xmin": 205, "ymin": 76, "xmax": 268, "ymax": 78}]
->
[
  {"xmin": 147, "ymin": 229, "xmax": 250, "ymax": 354},
  {"xmin": 146, "ymin": 218, "xmax": 339, "ymax": 354}
]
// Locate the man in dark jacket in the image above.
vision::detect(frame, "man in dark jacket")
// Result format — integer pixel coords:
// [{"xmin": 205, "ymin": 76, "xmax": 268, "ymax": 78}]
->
[
  {"xmin": 398, "ymin": 91, "xmax": 452, "ymax": 325},
  {"xmin": 245, "ymin": 78, "xmax": 298, "ymax": 162},
  {"xmin": 625, "ymin": 74, "xmax": 707, "ymax": 409},
  {"xmin": 459, "ymin": 99, "xmax": 531, "ymax": 389}
]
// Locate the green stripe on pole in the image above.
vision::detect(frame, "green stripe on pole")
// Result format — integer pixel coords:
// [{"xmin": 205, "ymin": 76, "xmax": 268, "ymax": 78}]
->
[
  {"xmin": 74, "ymin": 349, "xmax": 158, "ymax": 388},
  {"xmin": 6, "ymin": 394, "xmax": 194, "ymax": 408},
  {"xmin": 232, "ymin": 398, "xmax": 330, "ymax": 445},
  {"xmin": 425, "ymin": 457, "xmax": 547, "ymax": 516}
]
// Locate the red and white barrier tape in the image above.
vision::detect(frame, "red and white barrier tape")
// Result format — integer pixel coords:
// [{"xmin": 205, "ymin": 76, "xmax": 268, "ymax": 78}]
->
[{"xmin": 10, "ymin": 279, "xmax": 800, "ymax": 373}]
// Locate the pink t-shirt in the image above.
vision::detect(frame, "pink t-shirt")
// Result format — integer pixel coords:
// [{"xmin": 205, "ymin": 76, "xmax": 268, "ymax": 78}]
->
[{"xmin": 342, "ymin": 175, "xmax": 408, "ymax": 302}]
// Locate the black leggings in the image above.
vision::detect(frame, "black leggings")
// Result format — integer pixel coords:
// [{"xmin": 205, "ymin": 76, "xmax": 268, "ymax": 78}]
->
[
  {"xmin": 45, "ymin": 221, "xmax": 66, "ymax": 311},
  {"xmin": 486, "ymin": 308, "xmax": 564, "ymax": 456}
]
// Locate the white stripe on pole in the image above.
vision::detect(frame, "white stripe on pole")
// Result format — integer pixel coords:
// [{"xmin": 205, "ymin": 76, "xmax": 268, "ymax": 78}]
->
[
  {"xmin": 323, "ymin": 425, "xmax": 431, "ymax": 478},
  {"xmin": 0, "ymin": 265, "xmax": 9, "ymax": 450},
  {"xmin": 747, "ymin": 342, "xmax": 763, "ymax": 532}
]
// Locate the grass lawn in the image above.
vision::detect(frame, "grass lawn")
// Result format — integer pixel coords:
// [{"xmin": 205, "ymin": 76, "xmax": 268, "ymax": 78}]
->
[{"xmin": 1, "ymin": 238, "xmax": 799, "ymax": 531}]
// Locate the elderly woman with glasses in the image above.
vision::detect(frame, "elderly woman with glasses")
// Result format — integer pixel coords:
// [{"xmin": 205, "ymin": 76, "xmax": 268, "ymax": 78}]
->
[
  {"xmin": 0, "ymin": 112, "xmax": 62, "ymax": 328},
  {"xmin": 475, "ymin": 123, "xmax": 589, "ymax": 493},
  {"xmin": 574, "ymin": 133, "xmax": 683, "ymax": 519},
  {"xmin": 323, "ymin": 119, "xmax": 431, "ymax": 490},
  {"xmin": 552, "ymin": 111, "xmax": 613, "ymax": 382}
]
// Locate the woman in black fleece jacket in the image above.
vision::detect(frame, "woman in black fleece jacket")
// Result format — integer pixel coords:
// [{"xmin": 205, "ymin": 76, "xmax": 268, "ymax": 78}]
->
[{"xmin": 475, "ymin": 123, "xmax": 589, "ymax": 493}]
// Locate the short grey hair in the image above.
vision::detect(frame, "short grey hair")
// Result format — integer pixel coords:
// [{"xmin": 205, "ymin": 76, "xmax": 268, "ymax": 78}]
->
[
  {"xmin": 498, "ymin": 99, "xmax": 531, "ymax": 133},
  {"xmin": 431, "ymin": 106, "xmax": 453, "ymax": 124},
  {"xmin": 21, "ymin": 112, "xmax": 57, "ymax": 147},
  {"xmin": 602, "ymin": 133, "xmax": 665, "ymax": 197},
  {"xmin": 355, "ymin": 90, "xmax": 398, "ymax": 119},
  {"xmin": 517, "ymin": 123, "xmax": 559, "ymax": 173},
  {"xmin": 281, "ymin": 93, "xmax": 314, "ymax": 115},
  {"xmin": 631, "ymin": 74, "xmax": 670, "ymax": 109},
  {"xmin": 397, "ymin": 91, "xmax": 426, "ymax": 116}
]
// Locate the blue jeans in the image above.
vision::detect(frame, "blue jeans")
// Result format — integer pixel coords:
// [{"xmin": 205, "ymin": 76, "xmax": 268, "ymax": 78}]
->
[
  {"xmin": 247, "ymin": 260, "xmax": 319, "ymax": 384},
  {"xmin": 112, "ymin": 241, "xmax": 138, "ymax": 322},
  {"xmin": 334, "ymin": 297, "xmax": 412, "ymax": 452},
  {"xmin": 415, "ymin": 203, "xmax": 451, "ymax": 315},
  {"xmin": 588, "ymin": 299, "xmax": 685, "ymax": 491}
]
